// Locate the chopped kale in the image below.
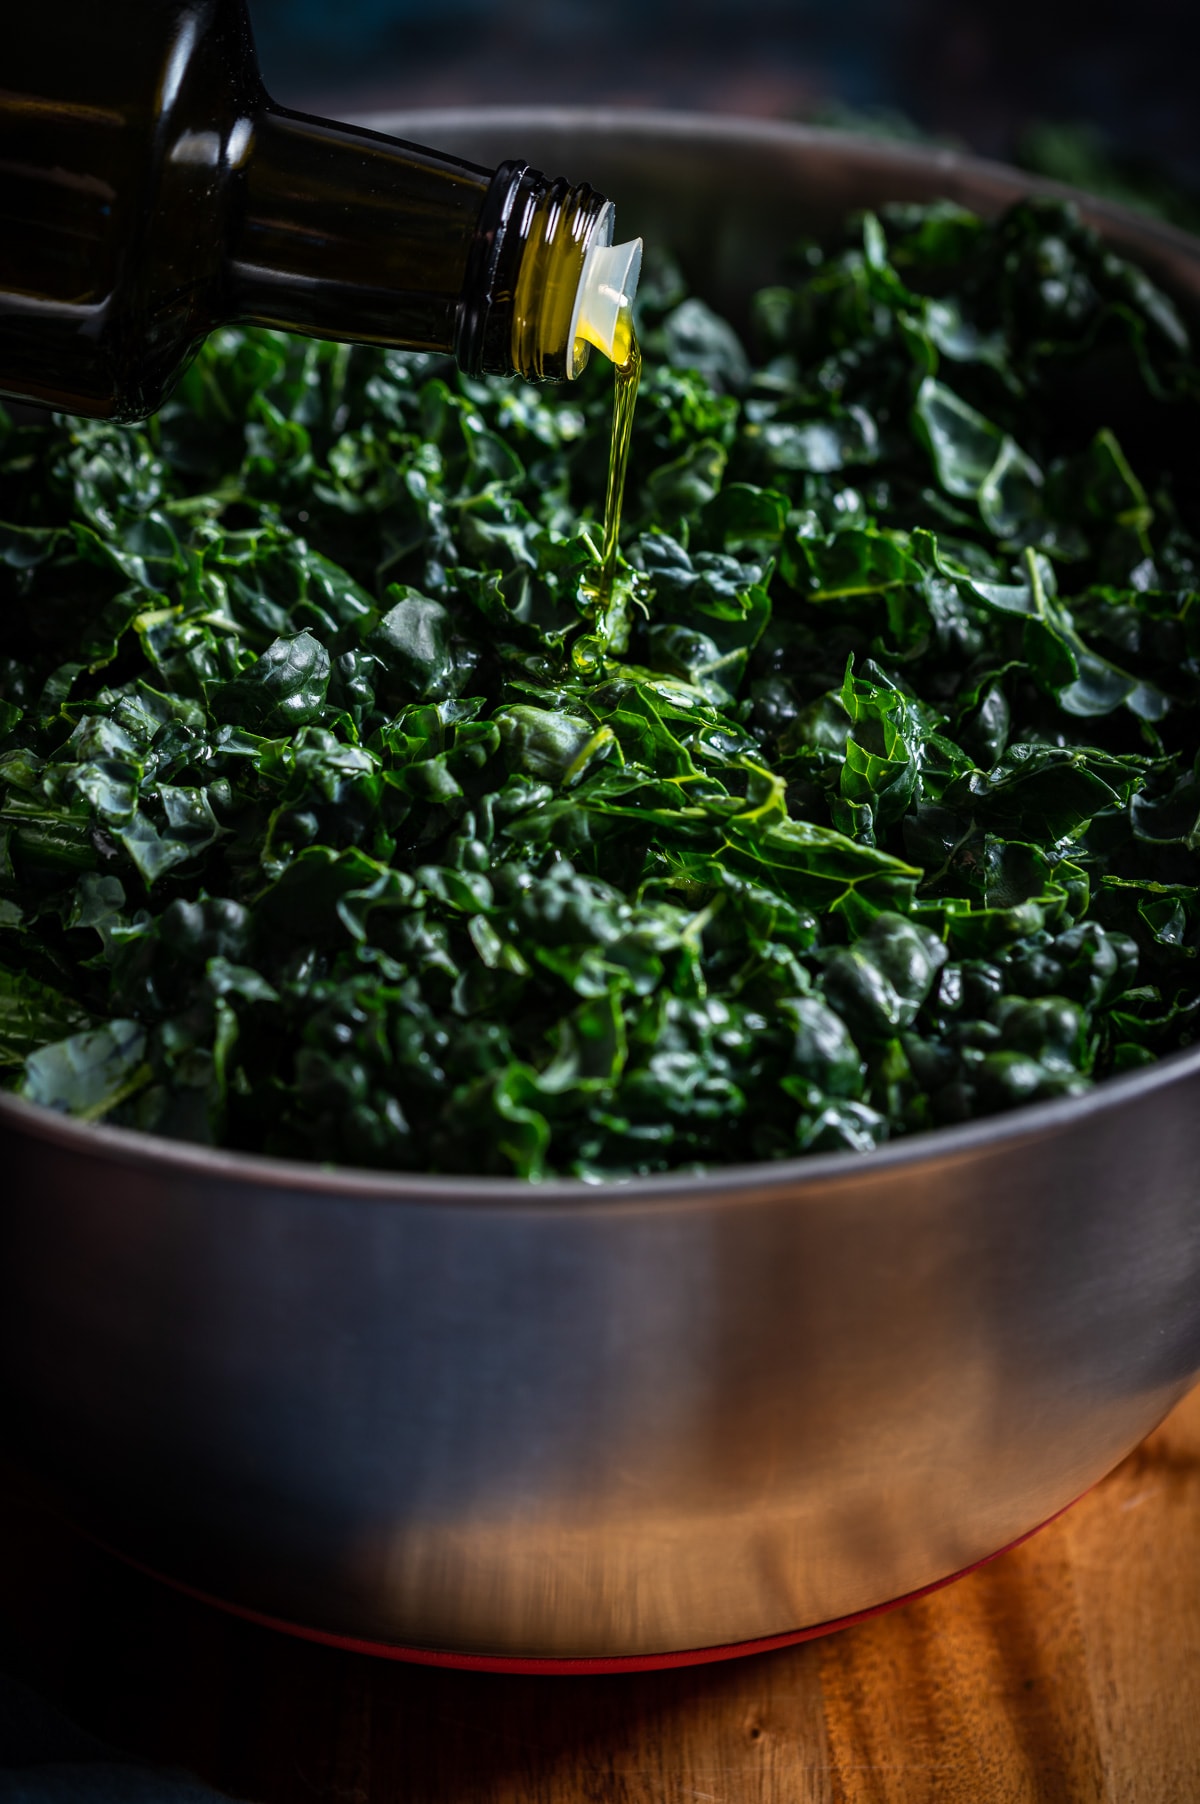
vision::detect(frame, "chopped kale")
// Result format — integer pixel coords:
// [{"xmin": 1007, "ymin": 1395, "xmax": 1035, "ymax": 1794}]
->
[{"xmin": 2, "ymin": 196, "xmax": 1199, "ymax": 1177}]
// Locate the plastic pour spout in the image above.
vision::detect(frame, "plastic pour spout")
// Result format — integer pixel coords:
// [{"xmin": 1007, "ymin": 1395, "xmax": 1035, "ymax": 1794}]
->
[{"xmin": 571, "ymin": 205, "xmax": 643, "ymax": 372}]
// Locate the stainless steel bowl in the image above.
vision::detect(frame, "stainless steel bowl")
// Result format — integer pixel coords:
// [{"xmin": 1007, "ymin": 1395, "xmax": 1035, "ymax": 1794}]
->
[{"xmin": 4, "ymin": 111, "xmax": 1200, "ymax": 1664}]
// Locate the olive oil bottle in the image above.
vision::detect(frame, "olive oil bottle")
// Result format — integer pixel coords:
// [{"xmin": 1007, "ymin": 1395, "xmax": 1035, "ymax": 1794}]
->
[{"xmin": 0, "ymin": 0, "xmax": 640, "ymax": 421}]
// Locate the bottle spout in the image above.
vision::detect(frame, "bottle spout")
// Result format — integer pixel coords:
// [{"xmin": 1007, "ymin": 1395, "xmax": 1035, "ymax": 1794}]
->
[{"xmin": 571, "ymin": 209, "xmax": 643, "ymax": 373}]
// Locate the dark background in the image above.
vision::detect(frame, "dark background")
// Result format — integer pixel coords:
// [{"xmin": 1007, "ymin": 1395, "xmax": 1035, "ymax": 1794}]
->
[{"xmin": 248, "ymin": 0, "xmax": 1199, "ymax": 201}]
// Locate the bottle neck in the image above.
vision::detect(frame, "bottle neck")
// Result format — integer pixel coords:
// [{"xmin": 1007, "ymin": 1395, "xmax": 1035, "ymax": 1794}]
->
[
  {"xmin": 226, "ymin": 111, "xmax": 612, "ymax": 381},
  {"xmin": 226, "ymin": 106, "xmax": 495, "ymax": 356},
  {"xmin": 455, "ymin": 166, "xmax": 611, "ymax": 381}
]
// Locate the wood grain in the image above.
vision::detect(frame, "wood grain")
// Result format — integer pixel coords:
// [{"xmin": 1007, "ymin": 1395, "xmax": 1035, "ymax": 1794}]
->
[{"xmin": 2, "ymin": 1386, "xmax": 1199, "ymax": 1803}]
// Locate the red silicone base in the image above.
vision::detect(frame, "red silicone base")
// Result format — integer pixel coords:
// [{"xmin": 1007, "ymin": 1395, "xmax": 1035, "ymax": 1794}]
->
[{"xmin": 107, "ymin": 1497, "xmax": 1078, "ymax": 1675}]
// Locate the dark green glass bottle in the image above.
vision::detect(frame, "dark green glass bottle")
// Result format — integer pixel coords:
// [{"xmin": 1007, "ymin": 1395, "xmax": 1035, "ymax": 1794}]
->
[{"xmin": 0, "ymin": 0, "xmax": 639, "ymax": 421}]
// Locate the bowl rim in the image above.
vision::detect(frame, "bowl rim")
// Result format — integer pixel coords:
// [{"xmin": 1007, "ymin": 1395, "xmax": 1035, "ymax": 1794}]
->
[
  {"xmin": 6, "ymin": 106, "xmax": 1200, "ymax": 1211},
  {"xmin": 360, "ymin": 104, "xmax": 1200, "ymax": 268},
  {"xmin": 4, "ymin": 1038, "xmax": 1198, "ymax": 1213}
]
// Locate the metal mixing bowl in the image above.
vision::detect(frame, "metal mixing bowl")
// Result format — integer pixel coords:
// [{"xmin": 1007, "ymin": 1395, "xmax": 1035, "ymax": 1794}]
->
[{"xmin": 4, "ymin": 112, "xmax": 1200, "ymax": 1665}]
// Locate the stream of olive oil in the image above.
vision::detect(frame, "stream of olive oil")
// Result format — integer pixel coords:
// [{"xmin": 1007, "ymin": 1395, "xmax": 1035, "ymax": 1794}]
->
[{"xmin": 598, "ymin": 327, "xmax": 642, "ymax": 597}]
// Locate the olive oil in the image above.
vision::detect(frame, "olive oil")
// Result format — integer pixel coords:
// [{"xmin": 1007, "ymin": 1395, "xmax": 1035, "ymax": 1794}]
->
[{"xmin": 599, "ymin": 330, "xmax": 642, "ymax": 597}]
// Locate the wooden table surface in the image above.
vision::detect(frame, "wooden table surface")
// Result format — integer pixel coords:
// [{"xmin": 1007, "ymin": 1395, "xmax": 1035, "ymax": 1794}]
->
[{"xmin": 2, "ymin": 1385, "xmax": 1199, "ymax": 1804}]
